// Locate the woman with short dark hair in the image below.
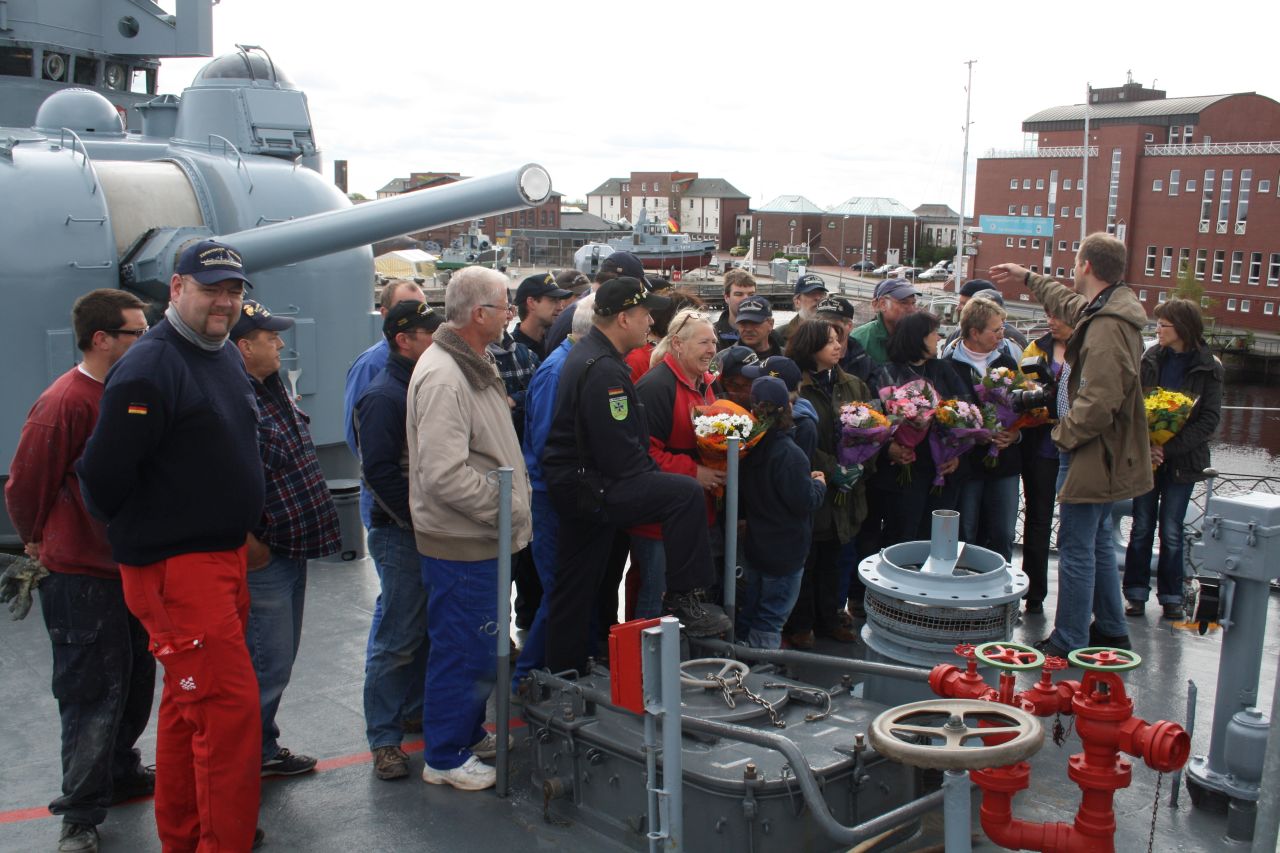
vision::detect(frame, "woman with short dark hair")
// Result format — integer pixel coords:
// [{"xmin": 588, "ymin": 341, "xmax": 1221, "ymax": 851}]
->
[
  {"xmin": 1122, "ymin": 298, "xmax": 1223, "ymax": 620},
  {"xmin": 778, "ymin": 320, "xmax": 873, "ymax": 647},
  {"xmin": 870, "ymin": 311, "xmax": 975, "ymax": 547}
]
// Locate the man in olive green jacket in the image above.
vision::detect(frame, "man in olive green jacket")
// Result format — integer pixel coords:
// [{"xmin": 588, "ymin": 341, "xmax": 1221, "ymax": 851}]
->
[{"xmin": 991, "ymin": 233, "xmax": 1152, "ymax": 656}]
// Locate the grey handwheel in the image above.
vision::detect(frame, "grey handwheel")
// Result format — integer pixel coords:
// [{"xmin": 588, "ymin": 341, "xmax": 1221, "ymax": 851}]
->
[
  {"xmin": 868, "ymin": 699, "xmax": 1044, "ymax": 770},
  {"xmin": 679, "ymin": 657, "xmax": 750, "ymax": 689}
]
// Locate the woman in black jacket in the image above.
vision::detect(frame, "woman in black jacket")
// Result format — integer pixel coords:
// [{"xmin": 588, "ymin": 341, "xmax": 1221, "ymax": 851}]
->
[
  {"xmin": 869, "ymin": 311, "xmax": 976, "ymax": 547},
  {"xmin": 1122, "ymin": 298, "xmax": 1223, "ymax": 621}
]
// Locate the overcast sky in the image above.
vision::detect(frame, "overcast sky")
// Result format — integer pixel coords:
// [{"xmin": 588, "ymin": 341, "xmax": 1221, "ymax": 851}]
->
[{"xmin": 158, "ymin": 1, "xmax": 1276, "ymax": 213}]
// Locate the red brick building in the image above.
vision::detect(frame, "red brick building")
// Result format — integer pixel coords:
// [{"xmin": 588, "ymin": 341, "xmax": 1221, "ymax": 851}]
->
[
  {"xmin": 972, "ymin": 81, "xmax": 1280, "ymax": 332},
  {"xmin": 375, "ymin": 171, "xmax": 561, "ymax": 248},
  {"xmin": 752, "ymin": 196, "xmax": 826, "ymax": 257},
  {"xmin": 586, "ymin": 172, "xmax": 750, "ymax": 250},
  {"xmin": 821, "ymin": 198, "xmax": 919, "ymax": 267}
]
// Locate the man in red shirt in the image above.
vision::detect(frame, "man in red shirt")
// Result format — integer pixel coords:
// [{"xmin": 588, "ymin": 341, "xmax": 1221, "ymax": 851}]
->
[{"xmin": 5, "ymin": 289, "xmax": 155, "ymax": 853}]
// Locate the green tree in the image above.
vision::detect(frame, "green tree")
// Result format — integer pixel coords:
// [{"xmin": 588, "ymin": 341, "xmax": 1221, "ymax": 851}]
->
[{"xmin": 1172, "ymin": 260, "xmax": 1214, "ymax": 315}]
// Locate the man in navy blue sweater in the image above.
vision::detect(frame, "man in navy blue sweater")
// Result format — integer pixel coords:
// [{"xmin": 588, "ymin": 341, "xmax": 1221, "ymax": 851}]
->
[
  {"xmin": 78, "ymin": 239, "xmax": 266, "ymax": 852},
  {"xmin": 354, "ymin": 299, "xmax": 441, "ymax": 781}
]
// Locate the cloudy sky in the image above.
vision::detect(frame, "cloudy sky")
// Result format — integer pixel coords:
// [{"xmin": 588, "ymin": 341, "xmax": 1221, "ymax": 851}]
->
[{"xmin": 158, "ymin": 1, "xmax": 1275, "ymax": 212}]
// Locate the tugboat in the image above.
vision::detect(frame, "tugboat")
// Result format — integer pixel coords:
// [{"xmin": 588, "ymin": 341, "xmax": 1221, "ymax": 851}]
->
[
  {"xmin": 430, "ymin": 221, "xmax": 510, "ymax": 272},
  {"xmin": 583, "ymin": 206, "xmax": 716, "ymax": 272}
]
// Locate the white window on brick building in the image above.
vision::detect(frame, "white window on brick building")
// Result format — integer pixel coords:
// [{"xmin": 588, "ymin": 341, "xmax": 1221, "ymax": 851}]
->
[
  {"xmin": 1169, "ymin": 170, "xmax": 1180, "ymax": 196},
  {"xmin": 1036, "ymin": 178, "xmax": 1045, "ymax": 190},
  {"xmin": 1269, "ymin": 253, "xmax": 1280, "ymax": 286},
  {"xmin": 1021, "ymin": 205, "xmax": 1030, "ymax": 216},
  {"xmin": 1019, "ymin": 238, "xmax": 1027, "ymax": 248},
  {"xmin": 1158, "ymin": 291, "xmax": 1169, "ymax": 303},
  {"xmin": 1056, "ymin": 267, "xmax": 1065, "ymax": 277},
  {"xmin": 1265, "ymin": 302, "xmax": 1275, "ymax": 316},
  {"xmin": 1074, "ymin": 207, "xmax": 1082, "ymax": 218},
  {"xmin": 1161, "ymin": 248, "xmax": 1174, "ymax": 278},
  {"xmin": 1032, "ymin": 239, "xmax": 1041, "ymax": 249},
  {"xmin": 1138, "ymin": 289, "xmax": 1148, "ymax": 301},
  {"xmin": 1145, "ymin": 246, "xmax": 1157, "ymax": 276},
  {"xmin": 1227, "ymin": 298, "xmax": 1237, "ymax": 311},
  {"xmin": 1063, "ymin": 179, "xmax": 1073, "ymax": 190},
  {"xmin": 1249, "ymin": 252, "xmax": 1262, "ymax": 285},
  {"xmin": 1023, "ymin": 179, "xmax": 1031, "ymax": 189},
  {"xmin": 1008, "ymin": 205, "xmax": 1017, "ymax": 215},
  {"xmin": 1230, "ymin": 250, "xmax": 1244, "ymax": 283},
  {"xmin": 1185, "ymin": 179, "xmax": 1197, "ymax": 192},
  {"xmin": 1010, "ymin": 179, "xmax": 1018, "ymax": 189},
  {"xmin": 1059, "ymin": 240, "xmax": 1067, "ymax": 251},
  {"xmin": 1153, "ymin": 179, "xmax": 1164, "ymax": 192},
  {"xmin": 1006, "ymin": 237, "xmax": 1014, "ymax": 248},
  {"xmin": 1034, "ymin": 205, "xmax": 1043, "ymax": 216},
  {"xmin": 1241, "ymin": 300, "xmax": 1251, "ymax": 312},
  {"xmin": 1061, "ymin": 206, "xmax": 1069, "ymax": 217},
  {"xmin": 1196, "ymin": 249, "xmax": 1208, "ymax": 280},
  {"xmin": 1212, "ymin": 250, "xmax": 1225, "ymax": 281}
]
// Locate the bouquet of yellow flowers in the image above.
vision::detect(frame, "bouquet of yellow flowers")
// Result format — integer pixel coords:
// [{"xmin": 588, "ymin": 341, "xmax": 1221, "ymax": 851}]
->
[
  {"xmin": 1144, "ymin": 387, "xmax": 1198, "ymax": 448},
  {"xmin": 691, "ymin": 399, "xmax": 766, "ymax": 498}
]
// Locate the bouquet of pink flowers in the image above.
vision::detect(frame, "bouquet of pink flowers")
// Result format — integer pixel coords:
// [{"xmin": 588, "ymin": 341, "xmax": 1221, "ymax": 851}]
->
[
  {"xmin": 837, "ymin": 403, "xmax": 893, "ymax": 468},
  {"xmin": 929, "ymin": 398, "xmax": 990, "ymax": 489},
  {"xmin": 972, "ymin": 365, "xmax": 1051, "ymax": 467},
  {"xmin": 878, "ymin": 378, "xmax": 938, "ymax": 485}
]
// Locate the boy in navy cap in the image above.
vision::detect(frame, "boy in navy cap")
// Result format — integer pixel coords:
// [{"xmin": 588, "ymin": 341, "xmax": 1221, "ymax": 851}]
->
[
  {"xmin": 736, "ymin": 376, "xmax": 826, "ymax": 648},
  {"xmin": 742, "ymin": 356, "xmax": 818, "ymax": 463}
]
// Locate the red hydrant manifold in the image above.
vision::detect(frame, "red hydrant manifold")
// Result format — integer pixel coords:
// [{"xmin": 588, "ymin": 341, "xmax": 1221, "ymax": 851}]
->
[{"xmin": 928, "ymin": 644, "xmax": 1191, "ymax": 853}]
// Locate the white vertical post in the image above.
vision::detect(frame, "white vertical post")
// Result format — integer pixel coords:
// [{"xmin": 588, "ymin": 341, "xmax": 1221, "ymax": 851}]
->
[{"xmin": 954, "ymin": 59, "xmax": 976, "ymax": 287}]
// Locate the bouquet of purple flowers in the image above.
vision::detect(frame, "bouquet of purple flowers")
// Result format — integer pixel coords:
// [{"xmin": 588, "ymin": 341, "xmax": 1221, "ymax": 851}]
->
[{"xmin": 928, "ymin": 398, "xmax": 989, "ymax": 490}]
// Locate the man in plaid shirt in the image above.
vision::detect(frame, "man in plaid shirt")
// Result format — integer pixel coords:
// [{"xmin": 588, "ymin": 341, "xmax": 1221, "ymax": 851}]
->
[{"xmin": 232, "ymin": 299, "xmax": 340, "ymax": 777}]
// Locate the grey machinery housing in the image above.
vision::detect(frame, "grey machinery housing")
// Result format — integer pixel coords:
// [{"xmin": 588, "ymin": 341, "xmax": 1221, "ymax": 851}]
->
[{"xmin": 0, "ymin": 41, "xmax": 552, "ymax": 543}]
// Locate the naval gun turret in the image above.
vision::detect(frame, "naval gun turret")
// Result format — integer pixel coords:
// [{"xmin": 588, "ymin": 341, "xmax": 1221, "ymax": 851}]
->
[{"xmin": 0, "ymin": 43, "xmax": 552, "ymax": 543}]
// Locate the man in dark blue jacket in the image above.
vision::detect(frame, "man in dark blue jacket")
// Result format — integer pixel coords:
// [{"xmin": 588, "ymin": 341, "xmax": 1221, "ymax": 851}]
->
[
  {"xmin": 78, "ymin": 239, "xmax": 265, "ymax": 852},
  {"xmin": 542, "ymin": 278, "xmax": 731, "ymax": 675},
  {"xmin": 353, "ymin": 300, "xmax": 441, "ymax": 781}
]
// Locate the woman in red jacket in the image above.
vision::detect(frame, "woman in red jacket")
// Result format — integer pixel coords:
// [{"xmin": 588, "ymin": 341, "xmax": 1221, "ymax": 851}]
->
[{"xmin": 628, "ymin": 310, "xmax": 723, "ymax": 618}]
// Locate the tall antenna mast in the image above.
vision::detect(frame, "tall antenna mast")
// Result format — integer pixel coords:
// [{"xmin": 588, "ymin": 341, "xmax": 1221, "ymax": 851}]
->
[
  {"xmin": 1081, "ymin": 82, "xmax": 1091, "ymax": 240},
  {"xmin": 954, "ymin": 59, "xmax": 977, "ymax": 287}
]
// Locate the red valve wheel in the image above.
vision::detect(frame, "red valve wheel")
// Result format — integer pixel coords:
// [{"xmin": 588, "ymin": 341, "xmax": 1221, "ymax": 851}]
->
[
  {"xmin": 973, "ymin": 641, "xmax": 1046, "ymax": 671},
  {"xmin": 954, "ymin": 643, "xmax": 976, "ymax": 660},
  {"xmin": 1041, "ymin": 656, "xmax": 1068, "ymax": 672},
  {"xmin": 1067, "ymin": 647, "xmax": 1142, "ymax": 672}
]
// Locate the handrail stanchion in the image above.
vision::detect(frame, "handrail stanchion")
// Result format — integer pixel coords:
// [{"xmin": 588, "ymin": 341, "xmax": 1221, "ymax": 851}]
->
[
  {"xmin": 723, "ymin": 435, "xmax": 740, "ymax": 641},
  {"xmin": 642, "ymin": 617, "xmax": 684, "ymax": 851},
  {"xmin": 494, "ymin": 466, "xmax": 514, "ymax": 798}
]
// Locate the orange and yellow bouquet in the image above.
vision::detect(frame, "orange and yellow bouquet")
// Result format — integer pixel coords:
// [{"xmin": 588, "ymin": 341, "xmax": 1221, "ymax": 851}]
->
[
  {"xmin": 691, "ymin": 399, "xmax": 766, "ymax": 497},
  {"xmin": 1144, "ymin": 387, "xmax": 1197, "ymax": 448}
]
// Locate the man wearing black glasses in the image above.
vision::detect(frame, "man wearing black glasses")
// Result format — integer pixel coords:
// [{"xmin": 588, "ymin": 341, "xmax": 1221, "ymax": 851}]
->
[{"xmin": 6, "ymin": 289, "xmax": 155, "ymax": 853}]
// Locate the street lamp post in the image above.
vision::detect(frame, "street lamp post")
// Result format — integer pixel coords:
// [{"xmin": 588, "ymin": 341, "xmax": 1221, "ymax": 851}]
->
[
  {"xmin": 840, "ymin": 216, "xmax": 848, "ymax": 268},
  {"xmin": 862, "ymin": 213, "xmax": 869, "ymax": 266}
]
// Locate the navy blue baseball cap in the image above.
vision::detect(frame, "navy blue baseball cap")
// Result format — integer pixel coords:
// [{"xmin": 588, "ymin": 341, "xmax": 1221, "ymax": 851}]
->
[
  {"xmin": 742, "ymin": 355, "xmax": 802, "ymax": 392},
  {"xmin": 598, "ymin": 251, "xmax": 645, "ymax": 281},
  {"xmin": 176, "ymin": 239, "xmax": 252, "ymax": 288},
  {"xmin": 750, "ymin": 376, "xmax": 790, "ymax": 408},
  {"xmin": 735, "ymin": 296, "xmax": 773, "ymax": 324},
  {"xmin": 794, "ymin": 273, "xmax": 827, "ymax": 295},
  {"xmin": 231, "ymin": 298, "xmax": 294, "ymax": 340}
]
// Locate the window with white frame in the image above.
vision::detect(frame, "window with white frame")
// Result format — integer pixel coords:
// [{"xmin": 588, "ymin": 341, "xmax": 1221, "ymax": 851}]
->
[
  {"xmin": 1008, "ymin": 205, "xmax": 1017, "ymax": 215},
  {"xmin": 1019, "ymin": 238, "xmax": 1027, "ymax": 248},
  {"xmin": 1074, "ymin": 207, "xmax": 1082, "ymax": 218},
  {"xmin": 1196, "ymin": 249, "xmax": 1208, "ymax": 281},
  {"xmin": 1056, "ymin": 267, "xmax": 1065, "ymax": 277},
  {"xmin": 1021, "ymin": 205, "xmax": 1030, "ymax": 216},
  {"xmin": 1202, "ymin": 296, "xmax": 1212, "ymax": 308},
  {"xmin": 1034, "ymin": 205, "xmax": 1043, "ymax": 216},
  {"xmin": 1230, "ymin": 250, "xmax": 1243, "ymax": 283},
  {"xmin": 1030, "ymin": 265, "xmax": 1039, "ymax": 273},
  {"xmin": 1269, "ymin": 253, "xmax": 1280, "ymax": 285},
  {"xmin": 1153, "ymin": 179, "xmax": 1164, "ymax": 192},
  {"xmin": 1217, "ymin": 169, "xmax": 1234, "ymax": 227},
  {"xmin": 1179, "ymin": 248, "xmax": 1191, "ymax": 277},
  {"xmin": 1010, "ymin": 179, "xmax": 1018, "ymax": 189},
  {"xmin": 1249, "ymin": 252, "xmax": 1262, "ymax": 284},
  {"xmin": 1006, "ymin": 237, "xmax": 1014, "ymax": 248},
  {"xmin": 1138, "ymin": 289, "xmax": 1148, "ymax": 301},
  {"xmin": 1158, "ymin": 291, "xmax": 1169, "ymax": 302},
  {"xmin": 1069, "ymin": 267, "xmax": 1076, "ymax": 279},
  {"xmin": 1064, "ymin": 179, "xmax": 1073, "ymax": 190},
  {"xmin": 1036, "ymin": 179, "xmax": 1045, "ymax": 190},
  {"xmin": 1061, "ymin": 206, "xmax": 1070, "ymax": 217},
  {"xmin": 1260, "ymin": 179, "xmax": 1272, "ymax": 193},
  {"xmin": 1072, "ymin": 241, "xmax": 1081, "ymax": 251},
  {"xmin": 1236, "ymin": 169, "xmax": 1252, "ymax": 228},
  {"xmin": 1200, "ymin": 170, "xmax": 1215, "ymax": 224},
  {"xmin": 1212, "ymin": 250, "xmax": 1225, "ymax": 281},
  {"xmin": 1185, "ymin": 179, "xmax": 1197, "ymax": 192},
  {"xmin": 1022, "ymin": 179, "xmax": 1031, "ymax": 190},
  {"xmin": 1059, "ymin": 240, "xmax": 1067, "ymax": 251},
  {"xmin": 1226, "ymin": 298, "xmax": 1236, "ymax": 311},
  {"xmin": 1169, "ymin": 169, "xmax": 1180, "ymax": 196},
  {"xmin": 1265, "ymin": 302, "xmax": 1275, "ymax": 315},
  {"xmin": 1161, "ymin": 247, "xmax": 1174, "ymax": 278},
  {"xmin": 1032, "ymin": 239, "xmax": 1040, "ymax": 249},
  {"xmin": 1241, "ymin": 300, "xmax": 1251, "ymax": 312},
  {"xmin": 1145, "ymin": 246, "xmax": 1157, "ymax": 276}
]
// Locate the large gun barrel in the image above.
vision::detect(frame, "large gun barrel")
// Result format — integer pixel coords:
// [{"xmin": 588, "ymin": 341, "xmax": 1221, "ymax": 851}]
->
[{"xmin": 221, "ymin": 164, "xmax": 552, "ymax": 274}]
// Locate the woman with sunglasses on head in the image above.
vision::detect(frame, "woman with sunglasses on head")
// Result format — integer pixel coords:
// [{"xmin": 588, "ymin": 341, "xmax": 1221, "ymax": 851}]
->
[
  {"xmin": 625, "ymin": 289, "xmax": 703, "ymax": 383},
  {"xmin": 1122, "ymin": 298, "xmax": 1223, "ymax": 621},
  {"xmin": 627, "ymin": 309, "xmax": 723, "ymax": 618},
  {"xmin": 780, "ymin": 318, "xmax": 874, "ymax": 648}
]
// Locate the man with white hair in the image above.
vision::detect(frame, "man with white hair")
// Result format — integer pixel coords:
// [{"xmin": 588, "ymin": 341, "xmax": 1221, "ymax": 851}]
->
[{"xmin": 407, "ymin": 267, "xmax": 532, "ymax": 791}]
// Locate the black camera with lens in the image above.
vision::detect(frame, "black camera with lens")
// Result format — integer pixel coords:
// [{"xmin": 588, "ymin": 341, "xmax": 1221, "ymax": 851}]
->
[{"xmin": 1010, "ymin": 355, "xmax": 1056, "ymax": 413}]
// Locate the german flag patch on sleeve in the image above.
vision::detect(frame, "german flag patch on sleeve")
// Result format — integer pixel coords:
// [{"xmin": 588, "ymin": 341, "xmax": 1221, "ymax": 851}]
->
[{"xmin": 127, "ymin": 403, "xmax": 148, "ymax": 416}]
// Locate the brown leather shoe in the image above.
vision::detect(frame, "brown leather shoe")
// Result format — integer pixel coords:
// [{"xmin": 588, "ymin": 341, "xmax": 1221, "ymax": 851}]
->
[
  {"xmin": 784, "ymin": 630, "xmax": 815, "ymax": 650},
  {"xmin": 820, "ymin": 625, "xmax": 859, "ymax": 644},
  {"xmin": 373, "ymin": 745, "xmax": 409, "ymax": 780}
]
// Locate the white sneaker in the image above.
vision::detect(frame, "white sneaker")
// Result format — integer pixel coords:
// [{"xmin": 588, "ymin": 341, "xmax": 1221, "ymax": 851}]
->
[
  {"xmin": 469, "ymin": 732, "xmax": 514, "ymax": 760},
  {"xmin": 422, "ymin": 755, "xmax": 496, "ymax": 791}
]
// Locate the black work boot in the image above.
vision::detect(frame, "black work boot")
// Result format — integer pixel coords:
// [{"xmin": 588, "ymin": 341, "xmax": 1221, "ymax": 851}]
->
[
  {"xmin": 58, "ymin": 822, "xmax": 99, "ymax": 853},
  {"xmin": 664, "ymin": 589, "xmax": 731, "ymax": 637}
]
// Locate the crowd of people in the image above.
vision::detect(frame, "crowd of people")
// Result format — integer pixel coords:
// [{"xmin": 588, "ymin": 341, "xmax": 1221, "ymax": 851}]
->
[{"xmin": 1, "ymin": 230, "xmax": 1225, "ymax": 852}]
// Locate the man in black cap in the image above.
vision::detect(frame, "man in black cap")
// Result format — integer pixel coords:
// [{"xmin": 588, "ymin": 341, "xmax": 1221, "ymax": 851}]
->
[
  {"xmin": 545, "ymin": 250, "xmax": 645, "ymax": 353},
  {"xmin": 780, "ymin": 273, "xmax": 829, "ymax": 344},
  {"xmin": 543, "ymin": 277, "xmax": 732, "ymax": 673},
  {"xmin": 816, "ymin": 296, "xmax": 873, "ymax": 383},
  {"xmin": 735, "ymin": 296, "xmax": 784, "ymax": 360},
  {"xmin": 851, "ymin": 278, "xmax": 920, "ymax": 367},
  {"xmin": 943, "ymin": 279, "xmax": 1029, "ymax": 351},
  {"xmin": 78, "ymin": 238, "xmax": 265, "ymax": 851},
  {"xmin": 231, "ymin": 299, "xmax": 340, "ymax": 781},
  {"xmin": 512, "ymin": 273, "xmax": 572, "ymax": 359},
  {"xmin": 355, "ymin": 299, "xmax": 442, "ymax": 782}
]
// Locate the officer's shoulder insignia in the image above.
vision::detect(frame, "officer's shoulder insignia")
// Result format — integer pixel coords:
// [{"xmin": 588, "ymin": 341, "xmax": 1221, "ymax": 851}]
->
[{"xmin": 607, "ymin": 386, "xmax": 628, "ymax": 421}]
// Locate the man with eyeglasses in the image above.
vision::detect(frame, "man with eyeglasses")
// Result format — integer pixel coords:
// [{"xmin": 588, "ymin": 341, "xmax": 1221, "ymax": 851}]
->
[
  {"xmin": 407, "ymin": 267, "xmax": 532, "ymax": 791},
  {"xmin": 6, "ymin": 289, "xmax": 155, "ymax": 853},
  {"xmin": 354, "ymin": 298, "xmax": 442, "ymax": 782},
  {"xmin": 78, "ymin": 239, "xmax": 267, "ymax": 851}
]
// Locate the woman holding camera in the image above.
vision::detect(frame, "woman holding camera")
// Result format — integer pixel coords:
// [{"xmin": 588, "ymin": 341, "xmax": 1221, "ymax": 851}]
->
[{"xmin": 1122, "ymin": 298, "xmax": 1223, "ymax": 620}]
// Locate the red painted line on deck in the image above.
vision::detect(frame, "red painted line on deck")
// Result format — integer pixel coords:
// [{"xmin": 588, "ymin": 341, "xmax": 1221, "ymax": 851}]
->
[{"xmin": 0, "ymin": 718, "xmax": 528, "ymax": 825}]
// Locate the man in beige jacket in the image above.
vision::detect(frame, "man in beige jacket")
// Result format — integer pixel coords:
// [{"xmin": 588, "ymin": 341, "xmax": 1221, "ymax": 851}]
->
[
  {"xmin": 991, "ymin": 233, "xmax": 1152, "ymax": 658},
  {"xmin": 407, "ymin": 267, "xmax": 532, "ymax": 791}
]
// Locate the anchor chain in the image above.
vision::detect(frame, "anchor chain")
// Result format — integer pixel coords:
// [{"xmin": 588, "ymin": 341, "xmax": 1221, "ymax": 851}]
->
[
  {"xmin": 708, "ymin": 672, "xmax": 786, "ymax": 728},
  {"xmin": 1146, "ymin": 771, "xmax": 1163, "ymax": 853}
]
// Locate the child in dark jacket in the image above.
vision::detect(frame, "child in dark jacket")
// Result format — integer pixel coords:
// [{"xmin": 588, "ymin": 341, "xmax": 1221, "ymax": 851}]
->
[{"xmin": 736, "ymin": 377, "xmax": 827, "ymax": 648}]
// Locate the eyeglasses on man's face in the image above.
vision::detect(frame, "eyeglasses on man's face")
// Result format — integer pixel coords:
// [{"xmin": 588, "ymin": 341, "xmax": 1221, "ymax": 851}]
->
[{"xmin": 105, "ymin": 327, "xmax": 148, "ymax": 338}]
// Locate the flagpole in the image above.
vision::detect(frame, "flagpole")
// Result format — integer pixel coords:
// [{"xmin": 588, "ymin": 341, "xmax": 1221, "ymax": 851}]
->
[
  {"xmin": 1081, "ymin": 82, "xmax": 1091, "ymax": 241},
  {"xmin": 955, "ymin": 59, "xmax": 976, "ymax": 286}
]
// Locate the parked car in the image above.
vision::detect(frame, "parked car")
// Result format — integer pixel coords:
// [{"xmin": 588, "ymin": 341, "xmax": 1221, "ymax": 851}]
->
[
  {"xmin": 917, "ymin": 267, "xmax": 950, "ymax": 282},
  {"xmin": 872, "ymin": 263, "xmax": 898, "ymax": 276},
  {"xmin": 848, "ymin": 260, "xmax": 878, "ymax": 272},
  {"xmin": 729, "ymin": 245, "xmax": 748, "ymax": 256}
]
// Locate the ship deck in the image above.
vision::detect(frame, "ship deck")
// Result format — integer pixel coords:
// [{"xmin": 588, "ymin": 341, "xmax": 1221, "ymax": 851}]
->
[{"xmin": 2, "ymin": 545, "xmax": 1275, "ymax": 852}]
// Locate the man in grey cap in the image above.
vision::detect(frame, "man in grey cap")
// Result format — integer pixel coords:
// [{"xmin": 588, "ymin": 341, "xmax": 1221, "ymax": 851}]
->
[
  {"xmin": 231, "ymin": 298, "xmax": 341, "ymax": 780},
  {"xmin": 851, "ymin": 278, "xmax": 919, "ymax": 367},
  {"xmin": 780, "ymin": 273, "xmax": 829, "ymax": 344}
]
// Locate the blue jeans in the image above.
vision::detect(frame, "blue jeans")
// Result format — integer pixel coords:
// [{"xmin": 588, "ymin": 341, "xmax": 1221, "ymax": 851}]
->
[
  {"xmin": 39, "ymin": 571, "xmax": 155, "ymax": 826},
  {"xmin": 629, "ymin": 535, "xmax": 666, "ymax": 619},
  {"xmin": 736, "ymin": 561, "xmax": 804, "ymax": 649},
  {"xmin": 958, "ymin": 475, "xmax": 1021, "ymax": 562},
  {"xmin": 514, "ymin": 490, "xmax": 560, "ymax": 686},
  {"xmin": 1122, "ymin": 471, "xmax": 1195, "ymax": 605},
  {"xmin": 245, "ymin": 553, "xmax": 307, "ymax": 761},
  {"xmin": 422, "ymin": 556, "xmax": 498, "ymax": 770},
  {"xmin": 1051, "ymin": 455, "xmax": 1127, "ymax": 649},
  {"xmin": 363, "ymin": 525, "xmax": 428, "ymax": 749}
]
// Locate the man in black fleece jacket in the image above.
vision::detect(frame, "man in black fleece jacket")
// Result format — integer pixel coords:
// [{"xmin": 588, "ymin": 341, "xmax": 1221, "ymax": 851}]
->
[{"xmin": 78, "ymin": 239, "xmax": 265, "ymax": 852}]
